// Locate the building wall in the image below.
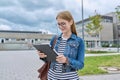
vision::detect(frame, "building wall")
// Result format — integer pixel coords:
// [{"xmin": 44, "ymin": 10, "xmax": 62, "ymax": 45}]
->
[
  {"xmin": 105, "ymin": 12, "xmax": 120, "ymax": 41},
  {"xmin": 100, "ymin": 22, "xmax": 113, "ymax": 41},
  {"xmin": 0, "ymin": 32, "xmax": 53, "ymax": 39}
]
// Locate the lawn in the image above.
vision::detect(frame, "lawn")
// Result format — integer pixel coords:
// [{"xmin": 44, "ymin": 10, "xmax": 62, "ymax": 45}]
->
[
  {"xmin": 78, "ymin": 54, "xmax": 120, "ymax": 75},
  {"xmin": 86, "ymin": 50, "xmax": 115, "ymax": 54}
]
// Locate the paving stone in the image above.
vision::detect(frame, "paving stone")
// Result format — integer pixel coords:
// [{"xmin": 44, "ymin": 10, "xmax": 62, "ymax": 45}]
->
[{"xmin": 0, "ymin": 50, "xmax": 120, "ymax": 80}]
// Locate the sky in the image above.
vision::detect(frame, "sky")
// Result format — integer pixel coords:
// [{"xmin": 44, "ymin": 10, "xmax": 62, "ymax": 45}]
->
[{"xmin": 0, "ymin": 0, "xmax": 120, "ymax": 34}]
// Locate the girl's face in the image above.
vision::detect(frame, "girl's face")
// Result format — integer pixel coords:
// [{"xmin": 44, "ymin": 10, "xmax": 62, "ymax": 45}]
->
[{"xmin": 57, "ymin": 18, "xmax": 72, "ymax": 34}]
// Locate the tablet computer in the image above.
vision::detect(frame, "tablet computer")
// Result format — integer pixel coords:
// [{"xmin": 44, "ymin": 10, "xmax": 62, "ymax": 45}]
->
[{"xmin": 33, "ymin": 44, "xmax": 58, "ymax": 62}]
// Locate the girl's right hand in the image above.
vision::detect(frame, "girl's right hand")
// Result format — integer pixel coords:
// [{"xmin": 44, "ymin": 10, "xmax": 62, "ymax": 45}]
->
[{"xmin": 37, "ymin": 51, "xmax": 47, "ymax": 58}]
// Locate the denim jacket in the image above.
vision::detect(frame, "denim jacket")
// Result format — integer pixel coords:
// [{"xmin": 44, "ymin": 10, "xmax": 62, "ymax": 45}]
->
[{"xmin": 49, "ymin": 33, "xmax": 85, "ymax": 72}]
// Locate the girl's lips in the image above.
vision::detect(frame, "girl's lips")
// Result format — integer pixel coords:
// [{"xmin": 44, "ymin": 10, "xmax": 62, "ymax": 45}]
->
[
  {"xmin": 59, "ymin": 27, "xmax": 66, "ymax": 31},
  {"xmin": 61, "ymin": 29, "xmax": 65, "ymax": 31},
  {"xmin": 61, "ymin": 28, "xmax": 65, "ymax": 30}
]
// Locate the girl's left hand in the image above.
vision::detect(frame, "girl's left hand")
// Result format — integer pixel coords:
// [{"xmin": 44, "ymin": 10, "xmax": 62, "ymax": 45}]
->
[{"xmin": 56, "ymin": 55, "xmax": 68, "ymax": 63}]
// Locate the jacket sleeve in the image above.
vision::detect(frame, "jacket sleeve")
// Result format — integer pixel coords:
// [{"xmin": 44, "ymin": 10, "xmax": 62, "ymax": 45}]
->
[
  {"xmin": 50, "ymin": 35, "xmax": 57, "ymax": 47},
  {"xmin": 67, "ymin": 38, "xmax": 85, "ymax": 70}
]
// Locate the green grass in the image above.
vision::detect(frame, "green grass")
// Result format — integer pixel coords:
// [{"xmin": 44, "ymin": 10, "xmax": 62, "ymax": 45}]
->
[
  {"xmin": 86, "ymin": 50, "xmax": 114, "ymax": 54},
  {"xmin": 77, "ymin": 55, "xmax": 120, "ymax": 76}
]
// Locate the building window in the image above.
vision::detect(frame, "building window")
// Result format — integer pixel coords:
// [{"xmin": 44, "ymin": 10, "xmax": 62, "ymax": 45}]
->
[
  {"xmin": 118, "ymin": 34, "xmax": 120, "ymax": 37},
  {"xmin": 11, "ymin": 38, "xmax": 16, "ymax": 41},
  {"xmin": 118, "ymin": 25, "xmax": 120, "ymax": 30},
  {"xmin": 31, "ymin": 40, "xmax": 34, "ymax": 43},
  {"xmin": 21, "ymin": 38, "xmax": 25, "ymax": 41},
  {"xmin": 16, "ymin": 39, "xmax": 21, "ymax": 41},
  {"xmin": 35, "ymin": 39, "xmax": 38, "ymax": 41},
  {"xmin": 1, "ymin": 39, "xmax": 4, "ymax": 43},
  {"xmin": 5, "ymin": 38, "xmax": 9, "ymax": 41}
]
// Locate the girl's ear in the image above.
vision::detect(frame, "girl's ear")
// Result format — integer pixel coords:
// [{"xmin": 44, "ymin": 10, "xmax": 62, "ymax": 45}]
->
[{"xmin": 70, "ymin": 20, "xmax": 73, "ymax": 26}]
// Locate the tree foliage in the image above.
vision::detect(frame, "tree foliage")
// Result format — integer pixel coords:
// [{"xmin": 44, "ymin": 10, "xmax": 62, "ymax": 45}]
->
[
  {"xmin": 86, "ymin": 14, "xmax": 103, "ymax": 36},
  {"xmin": 115, "ymin": 5, "xmax": 120, "ymax": 20}
]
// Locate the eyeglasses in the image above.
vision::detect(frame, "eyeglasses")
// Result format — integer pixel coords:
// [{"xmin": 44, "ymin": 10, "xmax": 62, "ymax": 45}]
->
[{"xmin": 57, "ymin": 22, "xmax": 66, "ymax": 27}]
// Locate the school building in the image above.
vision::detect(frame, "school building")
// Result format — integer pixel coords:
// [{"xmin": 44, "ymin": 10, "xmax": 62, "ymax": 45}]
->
[{"xmin": 76, "ymin": 12, "xmax": 120, "ymax": 48}]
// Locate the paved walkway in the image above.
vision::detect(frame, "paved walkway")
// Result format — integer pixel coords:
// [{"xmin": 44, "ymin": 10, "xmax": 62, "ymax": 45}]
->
[
  {"xmin": 80, "ymin": 73, "xmax": 120, "ymax": 80},
  {"xmin": 0, "ymin": 50, "xmax": 120, "ymax": 80},
  {"xmin": 0, "ymin": 50, "xmax": 43, "ymax": 80}
]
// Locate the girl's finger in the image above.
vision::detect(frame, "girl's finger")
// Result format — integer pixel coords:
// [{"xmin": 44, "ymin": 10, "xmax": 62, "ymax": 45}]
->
[{"xmin": 56, "ymin": 55, "xmax": 63, "ymax": 58}]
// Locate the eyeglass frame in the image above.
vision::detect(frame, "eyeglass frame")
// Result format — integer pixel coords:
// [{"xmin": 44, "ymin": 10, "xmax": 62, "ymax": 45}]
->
[{"xmin": 57, "ymin": 22, "xmax": 67, "ymax": 27}]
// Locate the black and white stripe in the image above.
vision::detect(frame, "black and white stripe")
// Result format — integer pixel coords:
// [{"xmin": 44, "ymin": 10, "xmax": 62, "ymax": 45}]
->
[
  {"xmin": 48, "ymin": 38, "xmax": 79, "ymax": 80},
  {"xmin": 58, "ymin": 39, "xmax": 66, "ymax": 54}
]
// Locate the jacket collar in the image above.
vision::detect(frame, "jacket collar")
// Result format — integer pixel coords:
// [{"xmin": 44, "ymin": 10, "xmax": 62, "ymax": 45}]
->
[{"xmin": 58, "ymin": 33, "xmax": 77, "ymax": 40}]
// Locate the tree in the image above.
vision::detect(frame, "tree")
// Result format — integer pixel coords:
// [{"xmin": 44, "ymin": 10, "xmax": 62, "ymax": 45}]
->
[
  {"xmin": 86, "ymin": 14, "xmax": 102, "ymax": 36},
  {"xmin": 115, "ymin": 5, "xmax": 120, "ymax": 20},
  {"xmin": 86, "ymin": 12, "xmax": 103, "ymax": 48}
]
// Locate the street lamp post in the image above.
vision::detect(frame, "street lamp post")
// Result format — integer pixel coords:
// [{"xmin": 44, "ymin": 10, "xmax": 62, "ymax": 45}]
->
[
  {"xmin": 117, "ymin": 26, "xmax": 119, "ymax": 52},
  {"xmin": 115, "ymin": 5, "xmax": 120, "ymax": 52},
  {"xmin": 81, "ymin": 0, "xmax": 84, "ymax": 40}
]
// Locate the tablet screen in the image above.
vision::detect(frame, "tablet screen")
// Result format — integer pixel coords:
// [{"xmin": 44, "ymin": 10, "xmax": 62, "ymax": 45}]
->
[{"xmin": 33, "ymin": 44, "xmax": 58, "ymax": 62}]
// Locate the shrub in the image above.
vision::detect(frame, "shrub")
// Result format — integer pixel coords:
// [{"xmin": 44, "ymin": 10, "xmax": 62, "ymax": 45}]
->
[{"xmin": 86, "ymin": 50, "xmax": 110, "ymax": 53}]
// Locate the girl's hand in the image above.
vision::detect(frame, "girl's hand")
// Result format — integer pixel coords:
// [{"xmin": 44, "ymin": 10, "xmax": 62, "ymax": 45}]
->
[
  {"xmin": 56, "ymin": 55, "xmax": 68, "ymax": 63},
  {"xmin": 37, "ymin": 51, "xmax": 47, "ymax": 58}
]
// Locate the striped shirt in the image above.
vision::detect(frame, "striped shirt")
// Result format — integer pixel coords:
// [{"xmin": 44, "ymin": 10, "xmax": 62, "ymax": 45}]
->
[{"xmin": 48, "ymin": 38, "xmax": 79, "ymax": 80}]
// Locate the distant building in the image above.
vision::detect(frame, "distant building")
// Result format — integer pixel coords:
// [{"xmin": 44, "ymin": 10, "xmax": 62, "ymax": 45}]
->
[
  {"xmin": 76, "ymin": 12, "xmax": 120, "ymax": 48},
  {"xmin": 0, "ymin": 30, "xmax": 53, "ymax": 43},
  {"xmin": 0, "ymin": 30, "xmax": 53, "ymax": 50}
]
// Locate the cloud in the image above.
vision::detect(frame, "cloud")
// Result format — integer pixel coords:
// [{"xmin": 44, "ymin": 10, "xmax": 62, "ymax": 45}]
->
[
  {"xmin": 0, "ymin": 0, "xmax": 120, "ymax": 34},
  {"xmin": 0, "ymin": 7, "xmax": 39, "ymax": 26},
  {"xmin": 0, "ymin": 0, "xmax": 17, "ymax": 7},
  {"xmin": 0, "ymin": 1, "xmax": 58, "ymax": 26},
  {"xmin": 83, "ymin": 0, "xmax": 120, "ymax": 16},
  {"xmin": 0, "ymin": 24, "xmax": 12, "ymax": 30},
  {"xmin": 18, "ymin": 0, "xmax": 50, "ymax": 11}
]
